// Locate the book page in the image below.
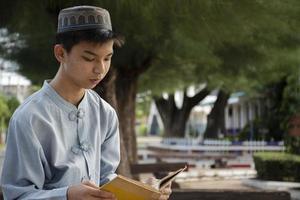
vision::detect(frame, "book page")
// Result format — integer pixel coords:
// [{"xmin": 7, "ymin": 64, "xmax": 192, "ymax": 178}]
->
[{"xmin": 158, "ymin": 165, "xmax": 187, "ymax": 189}]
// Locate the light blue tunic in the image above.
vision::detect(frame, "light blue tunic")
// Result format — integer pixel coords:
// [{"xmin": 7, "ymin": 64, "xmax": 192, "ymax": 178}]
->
[{"xmin": 1, "ymin": 81, "xmax": 120, "ymax": 199}]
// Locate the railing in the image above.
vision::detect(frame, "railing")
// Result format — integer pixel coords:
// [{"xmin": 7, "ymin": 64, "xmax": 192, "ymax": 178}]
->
[
  {"xmin": 158, "ymin": 138, "xmax": 285, "ymax": 152},
  {"xmin": 162, "ymin": 138, "xmax": 284, "ymax": 146}
]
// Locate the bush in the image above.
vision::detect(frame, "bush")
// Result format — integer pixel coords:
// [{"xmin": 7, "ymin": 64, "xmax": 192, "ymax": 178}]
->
[{"xmin": 254, "ymin": 152, "xmax": 300, "ymax": 181}]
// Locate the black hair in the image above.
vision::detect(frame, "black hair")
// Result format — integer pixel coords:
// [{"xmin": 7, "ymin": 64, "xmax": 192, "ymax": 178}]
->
[{"xmin": 55, "ymin": 29, "xmax": 124, "ymax": 52}]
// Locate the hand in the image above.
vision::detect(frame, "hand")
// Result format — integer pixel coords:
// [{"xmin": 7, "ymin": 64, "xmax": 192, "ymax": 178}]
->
[
  {"xmin": 159, "ymin": 183, "xmax": 172, "ymax": 200},
  {"xmin": 143, "ymin": 177, "xmax": 172, "ymax": 200},
  {"xmin": 67, "ymin": 180, "xmax": 117, "ymax": 200}
]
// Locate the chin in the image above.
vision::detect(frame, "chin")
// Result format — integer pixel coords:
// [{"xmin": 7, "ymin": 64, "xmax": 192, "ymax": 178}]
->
[
  {"xmin": 80, "ymin": 80, "xmax": 101, "ymax": 90},
  {"xmin": 88, "ymin": 83, "xmax": 99, "ymax": 89}
]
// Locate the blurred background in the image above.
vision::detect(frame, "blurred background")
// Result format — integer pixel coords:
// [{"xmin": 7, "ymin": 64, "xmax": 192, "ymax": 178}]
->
[{"xmin": 1, "ymin": 0, "xmax": 300, "ymax": 199}]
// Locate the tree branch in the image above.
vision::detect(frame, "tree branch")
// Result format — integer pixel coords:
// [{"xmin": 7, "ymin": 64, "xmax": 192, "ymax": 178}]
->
[{"xmin": 188, "ymin": 87, "xmax": 210, "ymax": 108}]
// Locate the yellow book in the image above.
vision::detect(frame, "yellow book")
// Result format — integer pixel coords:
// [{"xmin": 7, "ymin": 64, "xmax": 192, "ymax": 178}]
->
[{"xmin": 100, "ymin": 166, "xmax": 187, "ymax": 200}]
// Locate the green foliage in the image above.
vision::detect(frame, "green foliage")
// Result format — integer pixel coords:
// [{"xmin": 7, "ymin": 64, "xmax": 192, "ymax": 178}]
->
[
  {"xmin": 254, "ymin": 152, "xmax": 300, "ymax": 181},
  {"xmin": 136, "ymin": 92, "xmax": 151, "ymax": 119},
  {"xmin": 0, "ymin": 95, "xmax": 20, "ymax": 130},
  {"xmin": 0, "ymin": 95, "xmax": 10, "ymax": 132},
  {"xmin": 6, "ymin": 97, "xmax": 20, "ymax": 125},
  {"xmin": 135, "ymin": 92, "xmax": 152, "ymax": 136},
  {"xmin": 136, "ymin": 123, "xmax": 148, "ymax": 137},
  {"xmin": 139, "ymin": 0, "xmax": 300, "ymax": 97},
  {"xmin": 0, "ymin": 95, "xmax": 9, "ymax": 118},
  {"xmin": 3, "ymin": 0, "xmax": 300, "ymax": 93},
  {"xmin": 7, "ymin": 97, "xmax": 20, "ymax": 113}
]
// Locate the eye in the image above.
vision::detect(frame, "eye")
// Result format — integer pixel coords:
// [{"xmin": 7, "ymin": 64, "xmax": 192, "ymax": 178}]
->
[
  {"xmin": 82, "ymin": 56, "xmax": 95, "ymax": 62},
  {"xmin": 104, "ymin": 56, "xmax": 112, "ymax": 62}
]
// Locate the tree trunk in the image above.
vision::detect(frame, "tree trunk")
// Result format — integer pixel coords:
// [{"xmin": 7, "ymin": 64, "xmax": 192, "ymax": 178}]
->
[
  {"xmin": 113, "ymin": 55, "xmax": 153, "ymax": 166},
  {"xmin": 115, "ymin": 68, "xmax": 139, "ymax": 164},
  {"xmin": 204, "ymin": 90, "xmax": 230, "ymax": 139},
  {"xmin": 94, "ymin": 68, "xmax": 132, "ymax": 177},
  {"xmin": 155, "ymin": 88, "xmax": 210, "ymax": 137}
]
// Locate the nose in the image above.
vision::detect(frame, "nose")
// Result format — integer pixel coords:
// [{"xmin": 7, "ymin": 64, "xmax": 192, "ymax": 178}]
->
[{"xmin": 93, "ymin": 60, "xmax": 105, "ymax": 74}]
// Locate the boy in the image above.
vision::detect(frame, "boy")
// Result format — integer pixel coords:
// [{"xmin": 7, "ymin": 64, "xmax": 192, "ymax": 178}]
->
[{"xmin": 1, "ymin": 5, "xmax": 171, "ymax": 200}]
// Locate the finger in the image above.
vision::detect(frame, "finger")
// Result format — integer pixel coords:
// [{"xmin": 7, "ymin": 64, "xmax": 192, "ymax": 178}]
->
[
  {"xmin": 81, "ymin": 182, "xmax": 114, "ymax": 198},
  {"xmin": 82, "ymin": 186, "xmax": 104, "ymax": 197},
  {"xmin": 159, "ymin": 187, "xmax": 172, "ymax": 200},
  {"xmin": 82, "ymin": 180, "xmax": 99, "ymax": 189},
  {"xmin": 160, "ymin": 187, "xmax": 172, "ymax": 194},
  {"xmin": 86, "ymin": 188, "xmax": 115, "ymax": 199},
  {"xmin": 159, "ymin": 194, "xmax": 170, "ymax": 200}
]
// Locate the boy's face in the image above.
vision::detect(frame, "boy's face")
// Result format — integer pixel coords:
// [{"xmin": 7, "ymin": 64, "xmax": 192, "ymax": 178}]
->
[{"xmin": 56, "ymin": 40, "xmax": 114, "ymax": 89}]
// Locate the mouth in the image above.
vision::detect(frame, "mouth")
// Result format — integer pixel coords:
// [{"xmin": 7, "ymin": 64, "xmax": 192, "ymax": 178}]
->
[{"xmin": 90, "ymin": 78, "xmax": 101, "ymax": 85}]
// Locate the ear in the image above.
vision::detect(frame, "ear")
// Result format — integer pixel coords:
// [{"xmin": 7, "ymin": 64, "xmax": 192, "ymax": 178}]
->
[{"xmin": 54, "ymin": 44, "xmax": 67, "ymax": 63}]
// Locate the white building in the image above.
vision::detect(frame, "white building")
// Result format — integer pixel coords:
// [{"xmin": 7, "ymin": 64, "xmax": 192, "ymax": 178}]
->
[
  {"xmin": 0, "ymin": 70, "xmax": 31, "ymax": 102},
  {"xmin": 225, "ymin": 93, "xmax": 262, "ymax": 134},
  {"xmin": 191, "ymin": 92, "xmax": 263, "ymax": 137}
]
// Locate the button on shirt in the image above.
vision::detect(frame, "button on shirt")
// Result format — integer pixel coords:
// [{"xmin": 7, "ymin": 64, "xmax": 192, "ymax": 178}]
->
[{"xmin": 1, "ymin": 81, "xmax": 120, "ymax": 199}]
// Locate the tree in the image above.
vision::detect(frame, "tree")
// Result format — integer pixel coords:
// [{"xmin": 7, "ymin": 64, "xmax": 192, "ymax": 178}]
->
[
  {"xmin": 139, "ymin": 0, "xmax": 300, "ymax": 139},
  {"xmin": 154, "ymin": 87, "xmax": 209, "ymax": 137},
  {"xmin": 203, "ymin": 90, "xmax": 230, "ymax": 138}
]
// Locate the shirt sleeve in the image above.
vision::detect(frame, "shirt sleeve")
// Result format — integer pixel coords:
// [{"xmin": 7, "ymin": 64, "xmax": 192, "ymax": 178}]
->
[
  {"xmin": 99, "ymin": 109, "xmax": 120, "ymax": 185},
  {"xmin": 1, "ymin": 117, "xmax": 68, "ymax": 200}
]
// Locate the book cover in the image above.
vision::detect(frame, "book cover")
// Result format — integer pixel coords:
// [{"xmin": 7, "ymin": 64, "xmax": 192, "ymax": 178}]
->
[{"xmin": 100, "ymin": 166, "xmax": 187, "ymax": 200}]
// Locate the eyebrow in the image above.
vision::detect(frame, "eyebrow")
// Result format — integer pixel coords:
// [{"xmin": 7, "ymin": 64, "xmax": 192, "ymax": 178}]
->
[{"xmin": 83, "ymin": 50, "xmax": 113, "ymax": 57}]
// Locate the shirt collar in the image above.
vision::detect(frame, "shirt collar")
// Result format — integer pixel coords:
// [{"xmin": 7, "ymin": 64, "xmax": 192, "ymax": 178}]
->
[{"xmin": 42, "ymin": 80, "xmax": 88, "ymax": 114}]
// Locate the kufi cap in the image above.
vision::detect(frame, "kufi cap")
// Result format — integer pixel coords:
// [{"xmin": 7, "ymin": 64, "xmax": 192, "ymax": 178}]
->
[{"xmin": 57, "ymin": 5, "xmax": 112, "ymax": 33}]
